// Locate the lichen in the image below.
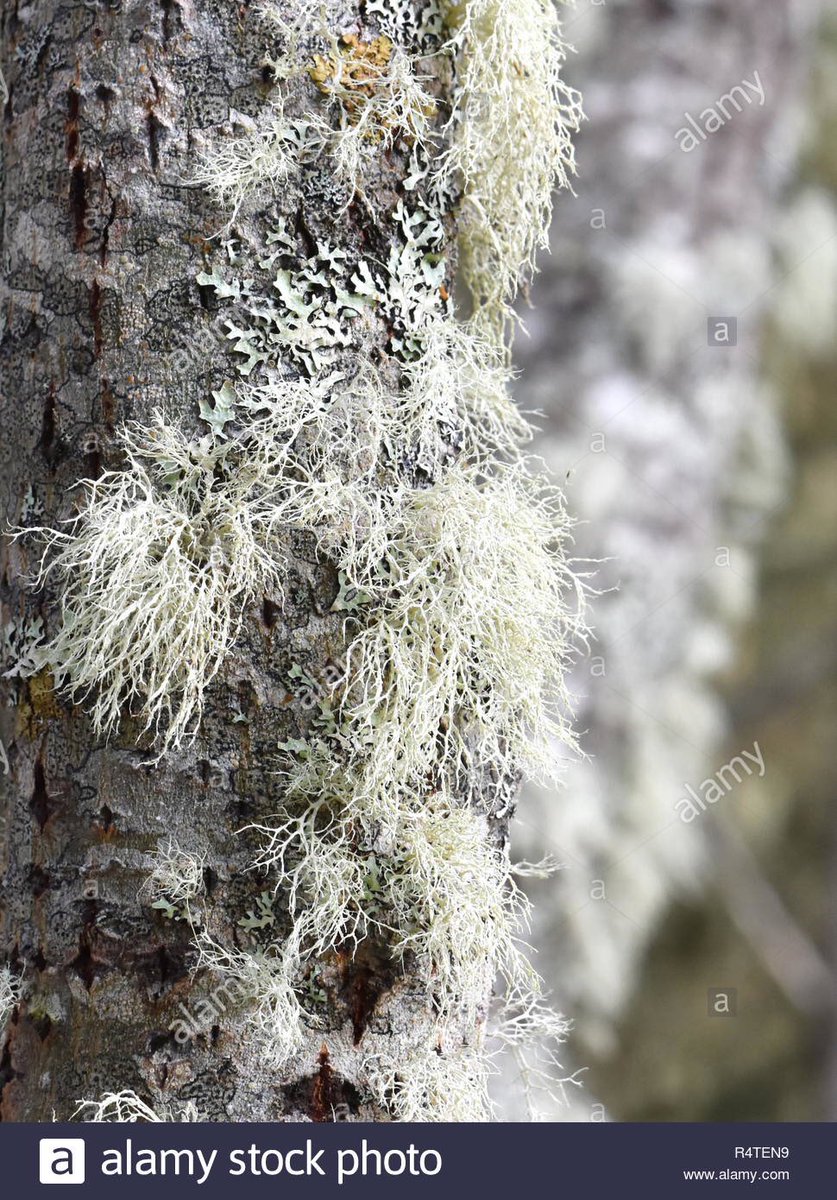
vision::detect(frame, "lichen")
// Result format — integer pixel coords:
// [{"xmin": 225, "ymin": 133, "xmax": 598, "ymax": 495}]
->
[
  {"xmin": 365, "ymin": 1040, "xmax": 491, "ymax": 1121},
  {"xmin": 307, "ymin": 33, "xmax": 439, "ymax": 198},
  {"xmin": 0, "ymin": 964, "xmax": 21, "ymax": 1038},
  {"xmin": 439, "ymin": 0, "xmax": 583, "ymax": 342},
  {"xmin": 21, "ymin": 418, "xmax": 288, "ymax": 752},
  {"xmin": 2, "ymin": 613, "xmax": 45, "ymax": 680},
  {"xmin": 73, "ymin": 1090, "xmax": 202, "ymax": 1122},
  {"xmin": 192, "ymin": 932, "xmax": 306, "ymax": 1069},
  {"xmin": 140, "ymin": 839, "xmax": 207, "ymax": 923}
]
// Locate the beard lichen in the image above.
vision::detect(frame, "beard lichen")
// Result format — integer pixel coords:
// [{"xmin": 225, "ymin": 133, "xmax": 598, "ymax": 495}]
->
[
  {"xmin": 440, "ymin": 0, "xmax": 583, "ymax": 342},
  {"xmin": 20, "ymin": 418, "xmax": 289, "ymax": 754},
  {"xmin": 72, "ymin": 1090, "xmax": 203, "ymax": 1123},
  {"xmin": 0, "ymin": 964, "xmax": 21, "ymax": 1041},
  {"xmin": 27, "ymin": 0, "xmax": 585, "ymax": 1122}
]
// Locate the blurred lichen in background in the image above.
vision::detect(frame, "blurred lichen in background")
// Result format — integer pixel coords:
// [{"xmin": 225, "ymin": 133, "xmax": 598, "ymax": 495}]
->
[{"xmin": 497, "ymin": 0, "xmax": 837, "ymax": 1121}]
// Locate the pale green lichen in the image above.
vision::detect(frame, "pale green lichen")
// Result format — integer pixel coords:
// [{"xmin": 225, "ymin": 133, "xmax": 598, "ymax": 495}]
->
[
  {"xmin": 247, "ymin": 803, "xmax": 370, "ymax": 959},
  {"xmin": 2, "ymin": 613, "xmax": 45, "ymax": 680},
  {"xmin": 273, "ymin": 465, "xmax": 584, "ymax": 832},
  {"xmin": 440, "ymin": 0, "xmax": 583, "ymax": 341},
  {"xmin": 238, "ymin": 891, "xmax": 279, "ymax": 932},
  {"xmin": 196, "ymin": 230, "xmax": 375, "ymax": 379},
  {"xmin": 384, "ymin": 804, "xmax": 529, "ymax": 1025},
  {"xmin": 245, "ymin": 795, "xmax": 562, "ymax": 1099}
]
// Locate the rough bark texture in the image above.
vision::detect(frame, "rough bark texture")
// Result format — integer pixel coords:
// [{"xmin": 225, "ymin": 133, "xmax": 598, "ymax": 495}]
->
[{"xmin": 0, "ymin": 0, "xmax": 464, "ymax": 1122}]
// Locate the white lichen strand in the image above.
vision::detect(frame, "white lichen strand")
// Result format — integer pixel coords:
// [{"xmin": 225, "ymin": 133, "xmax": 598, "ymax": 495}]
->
[
  {"xmin": 192, "ymin": 932, "xmax": 307, "ymax": 1069},
  {"xmin": 491, "ymin": 985, "xmax": 582, "ymax": 1120},
  {"xmin": 191, "ymin": 100, "xmax": 308, "ymax": 224},
  {"xmin": 365, "ymin": 1041, "xmax": 491, "ymax": 1121},
  {"xmin": 247, "ymin": 800, "xmax": 534, "ymax": 1030},
  {"xmin": 23, "ymin": 418, "xmax": 288, "ymax": 752},
  {"xmin": 308, "ymin": 39, "xmax": 439, "ymax": 201},
  {"xmin": 139, "ymin": 839, "xmax": 208, "ymax": 922},
  {"xmin": 440, "ymin": 0, "xmax": 583, "ymax": 341},
  {"xmin": 73, "ymin": 1090, "xmax": 202, "ymax": 1123},
  {"xmin": 384, "ymin": 805, "xmax": 529, "ymax": 1027},
  {"xmin": 246, "ymin": 803, "xmax": 371, "ymax": 959},
  {"xmin": 340, "ymin": 467, "xmax": 585, "ymax": 809},
  {"xmin": 0, "ymin": 964, "xmax": 21, "ymax": 1037}
]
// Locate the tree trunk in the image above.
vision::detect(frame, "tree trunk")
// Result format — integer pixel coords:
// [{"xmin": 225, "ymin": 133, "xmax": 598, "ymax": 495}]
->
[
  {"xmin": 1, "ymin": 0, "xmax": 581, "ymax": 1122},
  {"xmin": 0, "ymin": 0, "xmax": 365, "ymax": 1124}
]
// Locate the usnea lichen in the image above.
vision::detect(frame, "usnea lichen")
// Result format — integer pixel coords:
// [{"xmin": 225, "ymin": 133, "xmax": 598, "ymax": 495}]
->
[
  {"xmin": 140, "ymin": 838, "xmax": 208, "ymax": 923},
  {"xmin": 190, "ymin": 101, "xmax": 305, "ymax": 224},
  {"xmin": 339, "ymin": 468, "xmax": 584, "ymax": 809},
  {"xmin": 365, "ymin": 1041, "xmax": 491, "ymax": 1122},
  {"xmin": 493, "ymin": 987, "xmax": 581, "ymax": 1121},
  {"xmin": 19, "ymin": 0, "xmax": 584, "ymax": 1123},
  {"xmin": 440, "ymin": 0, "xmax": 583, "ymax": 341},
  {"xmin": 192, "ymin": 932, "xmax": 306, "ymax": 1069},
  {"xmin": 0, "ymin": 964, "xmax": 21, "ymax": 1036},
  {"xmin": 23, "ymin": 418, "xmax": 288, "ymax": 752},
  {"xmin": 73, "ymin": 1090, "xmax": 202, "ymax": 1123}
]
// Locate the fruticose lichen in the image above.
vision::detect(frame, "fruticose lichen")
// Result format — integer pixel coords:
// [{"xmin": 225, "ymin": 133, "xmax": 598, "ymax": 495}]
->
[
  {"xmin": 0, "ymin": 964, "xmax": 21, "ymax": 1038},
  {"xmin": 140, "ymin": 839, "xmax": 208, "ymax": 923},
  {"xmin": 439, "ymin": 0, "xmax": 583, "ymax": 341},
  {"xmin": 21, "ymin": 418, "xmax": 288, "ymax": 752},
  {"xmin": 21, "ymin": 0, "xmax": 585, "ymax": 1121},
  {"xmin": 73, "ymin": 1090, "xmax": 202, "ymax": 1123}
]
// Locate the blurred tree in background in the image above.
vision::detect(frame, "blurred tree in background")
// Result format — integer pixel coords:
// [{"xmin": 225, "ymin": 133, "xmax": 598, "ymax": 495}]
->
[{"xmin": 502, "ymin": 0, "xmax": 837, "ymax": 1121}]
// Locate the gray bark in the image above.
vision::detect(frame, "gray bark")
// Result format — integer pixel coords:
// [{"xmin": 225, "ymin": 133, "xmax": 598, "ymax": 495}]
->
[{"xmin": 0, "ymin": 0, "xmax": 460, "ymax": 1122}]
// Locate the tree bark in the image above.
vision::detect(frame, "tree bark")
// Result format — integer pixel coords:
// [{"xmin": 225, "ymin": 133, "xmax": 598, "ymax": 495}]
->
[{"xmin": 0, "ymin": 0, "xmax": 464, "ymax": 1122}]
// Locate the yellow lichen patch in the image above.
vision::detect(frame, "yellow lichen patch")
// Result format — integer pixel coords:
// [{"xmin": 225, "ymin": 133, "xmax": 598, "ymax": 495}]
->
[
  {"xmin": 14, "ymin": 669, "xmax": 63, "ymax": 740},
  {"xmin": 309, "ymin": 35, "xmax": 395, "ymax": 115},
  {"xmin": 25, "ymin": 670, "xmax": 62, "ymax": 722}
]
